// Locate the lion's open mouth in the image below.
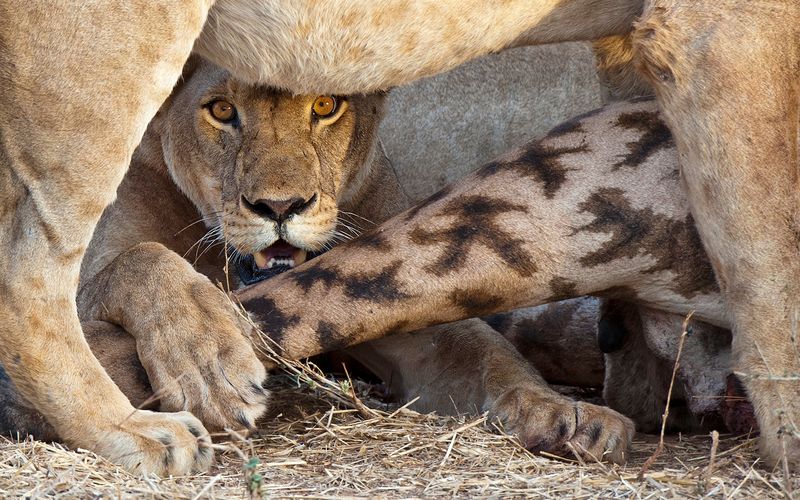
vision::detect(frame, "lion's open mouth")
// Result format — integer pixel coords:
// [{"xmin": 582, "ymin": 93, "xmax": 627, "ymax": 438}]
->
[
  {"xmin": 253, "ymin": 240, "xmax": 308, "ymax": 270},
  {"xmin": 235, "ymin": 239, "xmax": 308, "ymax": 285}
]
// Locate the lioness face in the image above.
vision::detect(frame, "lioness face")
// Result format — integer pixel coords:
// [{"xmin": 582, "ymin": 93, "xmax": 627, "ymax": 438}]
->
[{"xmin": 160, "ymin": 59, "xmax": 386, "ymax": 284}]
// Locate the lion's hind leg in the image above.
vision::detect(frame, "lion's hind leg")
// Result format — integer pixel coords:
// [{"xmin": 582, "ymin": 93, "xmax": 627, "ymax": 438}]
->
[{"xmin": 634, "ymin": 0, "xmax": 800, "ymax": 468}]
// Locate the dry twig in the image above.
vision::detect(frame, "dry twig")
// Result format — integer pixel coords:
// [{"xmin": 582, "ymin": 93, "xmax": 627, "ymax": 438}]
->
[{"xmin": 639, "ymin": 311, "xmax": 694, "ymax": 479}]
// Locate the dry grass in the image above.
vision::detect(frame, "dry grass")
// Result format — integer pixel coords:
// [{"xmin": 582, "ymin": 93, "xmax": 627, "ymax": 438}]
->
[
  {"xmin": 0, "ymin": 369, "xmax": 796, "ymax": 499},
  {"xmin": 1, "ymin": 308, "xmax": 795, "ymax": 498}
]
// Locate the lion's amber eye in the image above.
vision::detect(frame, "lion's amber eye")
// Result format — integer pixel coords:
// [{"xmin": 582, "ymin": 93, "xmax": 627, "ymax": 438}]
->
[
  {"xmin": 312, "ymin": 96, "xmax": 338, "ymax": 118},
  {"xmin": 209, "ymin": 100, "xmax": 236, "ymax": 122}
]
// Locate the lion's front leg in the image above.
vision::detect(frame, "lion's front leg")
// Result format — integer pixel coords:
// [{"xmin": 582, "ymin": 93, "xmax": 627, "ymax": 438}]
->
[
  {"xmin": 0, "ymin": 1, "xmax": 213, "ymax": 475},
  {"xmin": 78, "ymin": 242, "xmax": 270, "ymax": 432},
  {"xmin": 349, "ymin": 319, "xmax": 634, "ymax": 463},
  {"xmin": 0, "ymin": 321, "xmax": 153, "ymax": 442},
  {"xmin": 634, "ymin": 0, "xmax": 800, "ymax": 467}
]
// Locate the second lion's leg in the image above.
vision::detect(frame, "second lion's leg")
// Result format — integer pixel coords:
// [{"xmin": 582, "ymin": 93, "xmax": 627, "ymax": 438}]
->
[
  {"xmin": 634, "ymin": 0, "xmax": 800, "ymax": 467},
  {"xmin": 484, "ymin": 298, "xmax": 606, "ymax": 388},
  {"xmin": 0, "ymin": 321, "xmax": 155, "ymax": 442},
  {"xmin": 0, "ymin": 1, "xmax": 212, "ymax": 474},
  {"xmin": 600, "ymin": 302, "xmax": 733, "ymax": 433},
  {"xmin": 348, "ymin": 319, "xmax": 634, "ymax": 463}
]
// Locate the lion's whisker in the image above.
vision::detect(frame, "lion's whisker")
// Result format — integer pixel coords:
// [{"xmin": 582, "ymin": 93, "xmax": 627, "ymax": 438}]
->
[{"xmin": 173, "ymin": 211, "xmax": 224, "ymax": 237}]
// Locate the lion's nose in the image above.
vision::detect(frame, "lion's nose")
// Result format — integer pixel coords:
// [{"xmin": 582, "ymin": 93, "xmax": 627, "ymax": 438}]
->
[{"xmin": 242, "ymin": 194, "xmax": 317, "ymax": 223}]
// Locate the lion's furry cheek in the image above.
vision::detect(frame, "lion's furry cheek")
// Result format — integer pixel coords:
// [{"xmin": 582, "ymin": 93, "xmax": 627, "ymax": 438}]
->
[
  {"xmin": 225, "ymin": 226, "xmax": 281, "ymax": 255},
  {"xmin": 166, "ymin": 159, "xmax": 222, "ymax": 222}
]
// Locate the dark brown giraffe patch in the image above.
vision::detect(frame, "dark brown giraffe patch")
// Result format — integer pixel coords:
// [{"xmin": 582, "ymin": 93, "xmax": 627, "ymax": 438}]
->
[
  {"xmin": 449, "ymin": 288, "xmax": 506, "ymax": 317},
  {"xmin": 576, "ymin": 188, "xmax": 718, "ymax": 297},
  {"xmin": 408, "ymin": 195, "xmax": 537, "ymax": 277},
  {"xmin": 545, "ymin": 106, "xmax": 604, "ymax": 138},
  {"xmin": 315, "ymin": 320, "xmax": 351, "ymax": 351},
  {"xmin": 340, "ymin": 260, "xmax": 412, "ymax": 302},
  {"xmin": 612, "ymin": 111, "xmax": 673, "ymax": 170},
  {"xmin": 476, "ymin": 141, "xmax": 587, "ymax": 199},
  {"xmin": 545, "ymin": 118, "xmax": 585, "ymax": 138},
  {"xmin": 247, "ymin": 297, "xmax": 301, "ymax": 351},
  {"xmin": 291, "ymin": 264, "xmax": 341, "ymax": 293},
  {"xmin": 289, "ymin": 257, "xmax": 412, "ymax": 304}
]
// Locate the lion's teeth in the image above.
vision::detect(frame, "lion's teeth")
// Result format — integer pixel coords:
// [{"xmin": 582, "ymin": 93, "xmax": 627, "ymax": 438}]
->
[
  {"xmin": 266, "ymin": 258, "xmax": 295, "ymax": 269},
  {"xmin": 254, "ymin": 245, "xmax": 306, "ymax": 271}
]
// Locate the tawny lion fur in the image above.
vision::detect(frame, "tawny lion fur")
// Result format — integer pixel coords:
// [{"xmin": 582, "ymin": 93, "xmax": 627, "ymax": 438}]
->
[{"xmin": 0, "ymin": 0, "xmax": 797, "ymax": 474}]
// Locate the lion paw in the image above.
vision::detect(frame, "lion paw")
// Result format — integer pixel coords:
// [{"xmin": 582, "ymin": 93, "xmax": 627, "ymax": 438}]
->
[
  {"xmin": 142, "ymin": 334, "xmax": 269, "ymax": 431},
  {"xmin": 135, "ymin": 282, "xmax": 270, "ymax": 431},
  {"xmin": 488, "ymin": 387, "xmax": 634, "ymax": 464},
  {"xmin": 95, "ymin": 410, "xmax": 213, "ymax": 475}
]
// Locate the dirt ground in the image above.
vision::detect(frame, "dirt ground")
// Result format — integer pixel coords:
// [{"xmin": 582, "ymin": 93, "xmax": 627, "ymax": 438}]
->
[{"xmin": 0, "ymin": 369, "xmax": 795, "ymax": 499}]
